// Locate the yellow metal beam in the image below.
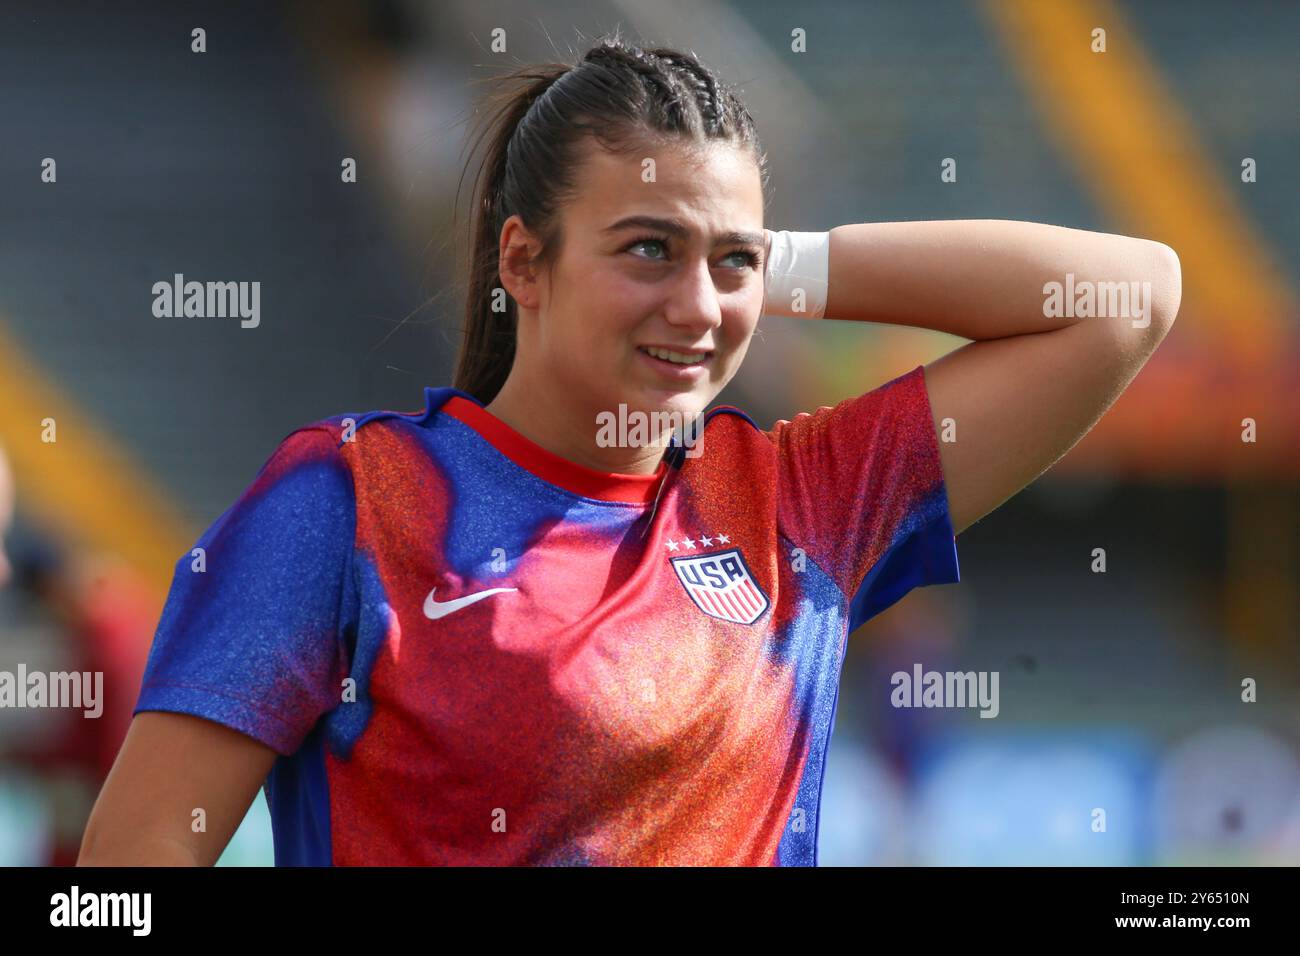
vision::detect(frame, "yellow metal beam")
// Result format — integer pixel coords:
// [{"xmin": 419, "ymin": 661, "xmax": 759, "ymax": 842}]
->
[
  {"xmin": 982, "ymin": 0, "xmax": 1294, "ymax": 365},
  {"xmin": 0, "ymin": 320, "xmax": 192, "ymax": 602}
]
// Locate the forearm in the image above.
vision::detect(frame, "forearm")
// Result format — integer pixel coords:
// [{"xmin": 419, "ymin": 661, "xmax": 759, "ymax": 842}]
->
[
  {"xmin": 823, "ymin": 219, "xmax": 1180, "ymax": 340},
  {"xmin": 78, "ymin": 828, "xmax": 203, "ymax": 866}
]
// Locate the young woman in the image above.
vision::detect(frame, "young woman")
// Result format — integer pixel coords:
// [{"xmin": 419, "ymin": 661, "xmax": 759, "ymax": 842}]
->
[{"xmin": 78, "ymin": 37, "xmax": 1180, "ymax": 866}]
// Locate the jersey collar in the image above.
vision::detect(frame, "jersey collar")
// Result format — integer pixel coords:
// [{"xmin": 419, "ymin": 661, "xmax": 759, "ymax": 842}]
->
[{"xmin": 429, "ymin": 387, "xmax": 671, "ymax": 505}]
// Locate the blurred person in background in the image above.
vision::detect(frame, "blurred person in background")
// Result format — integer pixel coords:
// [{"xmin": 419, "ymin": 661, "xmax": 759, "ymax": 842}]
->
[
  {"xmin": 0, "ymin": 440, "xmax": 155, "ymax": 865},
  {"xmin": 0, "ymin": 443, "xmax": 12, "ymax": 590}
]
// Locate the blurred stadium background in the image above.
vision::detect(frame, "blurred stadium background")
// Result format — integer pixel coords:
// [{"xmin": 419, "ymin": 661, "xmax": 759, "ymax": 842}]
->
[{"xmin": 0, "ymin": 0, "xmax": 1296, "ymax": 866}]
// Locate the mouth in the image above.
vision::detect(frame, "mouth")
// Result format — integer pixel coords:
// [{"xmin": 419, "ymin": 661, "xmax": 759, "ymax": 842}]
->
[{"xmin": 636, "ymin": 345, "xmax": 714, "ymax": 376}]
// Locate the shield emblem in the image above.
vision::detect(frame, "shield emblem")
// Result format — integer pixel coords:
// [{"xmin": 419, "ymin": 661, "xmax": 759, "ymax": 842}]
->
[{"xmin": 670, "ymin": 548, "xmax": 770, "ymax": 625}]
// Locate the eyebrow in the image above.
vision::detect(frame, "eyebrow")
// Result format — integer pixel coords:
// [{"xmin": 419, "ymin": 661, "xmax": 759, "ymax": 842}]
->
[{"xmin": 602, "ymin": 215, "xmax": 764, "ymax": 249}]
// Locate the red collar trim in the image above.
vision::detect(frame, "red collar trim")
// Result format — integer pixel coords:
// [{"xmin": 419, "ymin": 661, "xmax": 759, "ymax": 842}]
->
[{"xmin": 441, "ymin": 396, "xmax": 668, "ymax": 504}]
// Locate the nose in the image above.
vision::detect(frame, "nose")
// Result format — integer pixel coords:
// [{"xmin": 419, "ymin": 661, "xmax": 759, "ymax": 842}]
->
[{"xmin": 663, "ymin": 254, "xmax": 723, "ymax": 334}]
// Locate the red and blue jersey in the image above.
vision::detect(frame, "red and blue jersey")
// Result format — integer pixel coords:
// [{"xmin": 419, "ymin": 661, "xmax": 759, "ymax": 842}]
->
[{"xmin": 134, "ymin": 364, "xmax": 959, "ymax": 865}]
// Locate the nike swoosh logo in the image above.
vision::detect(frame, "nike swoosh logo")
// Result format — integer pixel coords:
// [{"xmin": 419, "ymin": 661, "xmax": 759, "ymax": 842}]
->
[{"xmin": 422, "ymin": 585, "xmax": 517, "ymax": 620}]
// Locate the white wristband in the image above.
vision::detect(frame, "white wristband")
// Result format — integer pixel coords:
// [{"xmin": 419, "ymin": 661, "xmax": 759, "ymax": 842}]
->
[{"xmin": 762, "ymin": 229, "xmax": 830, "ymax": 319}]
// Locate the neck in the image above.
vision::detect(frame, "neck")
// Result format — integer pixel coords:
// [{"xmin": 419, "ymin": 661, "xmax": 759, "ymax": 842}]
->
[{"xmin": 484, "ymin": 367, "xmax": 670, "ymax": 476}]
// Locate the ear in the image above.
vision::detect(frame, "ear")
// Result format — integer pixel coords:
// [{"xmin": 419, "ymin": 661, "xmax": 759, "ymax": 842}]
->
[{"xmin": 498, "ymin": 214, "xmax": 543, "ymax": 310}]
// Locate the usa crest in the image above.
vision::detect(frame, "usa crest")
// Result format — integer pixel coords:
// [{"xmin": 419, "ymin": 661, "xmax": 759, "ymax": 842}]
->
[{"xmin": 670, "ymin": 548, "xmax": 770, "ymax": 625}]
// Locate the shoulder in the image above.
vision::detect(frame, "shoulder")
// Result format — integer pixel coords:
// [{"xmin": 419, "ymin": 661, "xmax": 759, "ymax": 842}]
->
[
  {"xmin": 268, "ymin": 390, "xmax": 459, "ymax": 503},
  {"xmin": 680, "ymin": 404, "xmax": 780, "ymax": 479},
  {"xmin": 281, "ymin": 390, "xmax": 446, "ymax": 462},
  {"xmin": 766, "ymin": 365, "xmax": 929, "ymax": 442},
  {"xmin": 696, "ymin": 404, "xmax": 765, "ymax": 445}
]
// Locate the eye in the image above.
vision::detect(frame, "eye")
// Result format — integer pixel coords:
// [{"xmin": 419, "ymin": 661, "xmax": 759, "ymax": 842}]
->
[
  {"xmin": 720, "ymin": 249, "xmax": 761, "ymax": 270},
  {"xmin": 627, "ymin": 236, "xmax": 670, "ymax": 260}
]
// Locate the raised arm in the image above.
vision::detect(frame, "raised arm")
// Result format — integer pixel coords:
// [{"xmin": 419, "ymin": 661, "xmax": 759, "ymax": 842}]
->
[{"xmin": 820, "ymin": 219, "xmax": 1181, "ymax": 535}]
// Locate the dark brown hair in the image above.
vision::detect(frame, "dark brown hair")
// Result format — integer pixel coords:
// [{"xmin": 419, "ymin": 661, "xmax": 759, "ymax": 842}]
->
[{"xmin": 453, "ymin": 31, "xmax": 768, "ymax": 404}]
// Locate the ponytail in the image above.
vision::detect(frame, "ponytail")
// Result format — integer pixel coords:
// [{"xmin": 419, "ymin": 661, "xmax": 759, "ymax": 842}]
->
[{"xmin": 454, "ymin": 65, "xmax": 568, "ymax": 404}]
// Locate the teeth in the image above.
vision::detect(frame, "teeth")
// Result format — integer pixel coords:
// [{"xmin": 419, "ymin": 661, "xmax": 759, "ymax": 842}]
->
[{"xmin": 644, "ymin": 346, "xmax": 707, "ymax": 365}]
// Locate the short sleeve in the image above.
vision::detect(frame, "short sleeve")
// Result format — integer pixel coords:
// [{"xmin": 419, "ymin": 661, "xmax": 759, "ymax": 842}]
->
[
  {"xmin": 133, "ymin": 425, "xmax": 358, "ymax": 756},
  {"xmin": 768, "ymin": 364, "xmax": 959, "ymax": 631}
]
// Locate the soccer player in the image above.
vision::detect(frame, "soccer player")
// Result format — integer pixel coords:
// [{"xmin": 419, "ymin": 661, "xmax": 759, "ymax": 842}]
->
[{"xmin": 78, "ymin": 36, "xmax": 1180, "ymax": 865}]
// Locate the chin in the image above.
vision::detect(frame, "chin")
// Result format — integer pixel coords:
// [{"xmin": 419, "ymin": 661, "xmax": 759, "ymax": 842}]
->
[{"xmin": 637, "ymin": 388, "xmax": 707, "ymax": 419}]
